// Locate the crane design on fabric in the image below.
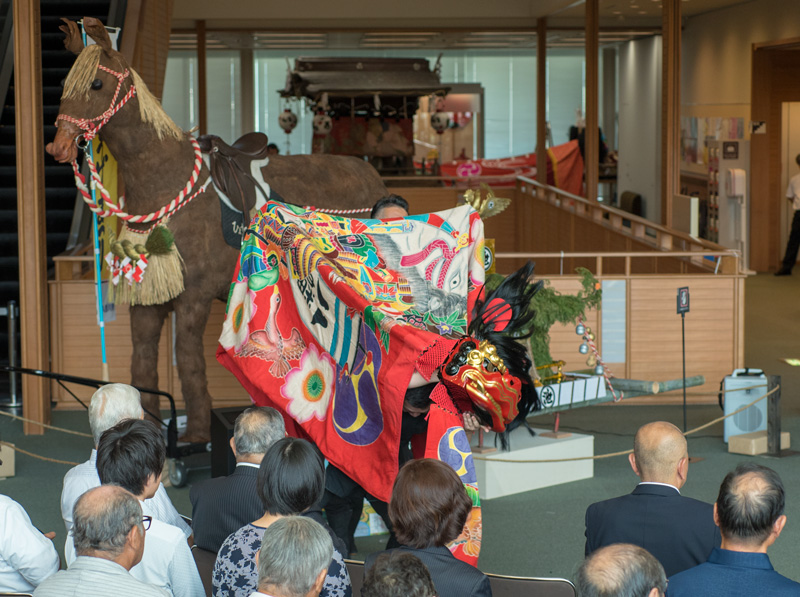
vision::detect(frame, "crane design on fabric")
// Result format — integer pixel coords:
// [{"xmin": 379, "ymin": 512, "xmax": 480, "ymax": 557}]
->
[{"xmin": 239, "ymin": 285, "xmax": 306, "ymax": 377}]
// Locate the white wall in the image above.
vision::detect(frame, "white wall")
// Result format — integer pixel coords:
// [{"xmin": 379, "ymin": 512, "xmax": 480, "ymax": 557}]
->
[
  {"xmin": 682, "ymin": 0, "xmax": 800, "ymax": 108},
  {"xmin": 618, "ymin": 36, "xmax": 662, "ymax": 220}
]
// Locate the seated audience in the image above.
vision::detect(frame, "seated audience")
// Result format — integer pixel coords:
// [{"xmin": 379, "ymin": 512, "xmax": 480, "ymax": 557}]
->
[
  {"xmin": 362, "ymin": 551, "xmax": 436, "ymax": 597},
  {"xmin": 212, "ymin": 437, "xmax": 351, "ymax": 597},
  {"xmin": 370, "ymin": 194, "xmax": 409, "ymax": 219},
  {"xmin": 61, "ymin": 383, "xmax": 191, "ymax": 563},
  {"xmin": 365, "ymin": 458, "xmax": 491, "ymax": 597},
  {"xmin": 252, "ymin": 516, "xmax": 333, "ymax": 597},
  {"xmin": 190, "ymin": 406, "xmax": 285, "ymax": 552},
  {"xmin": 96, "ymin": 419, "xmax": 204, "ymax": 597},
  {"xmin": 668, "ymin": 463, "xmax": 800, "ymax": 596},
  {"xmin": 585, "ymin": 421, "xmax": 719, "ymax": 576},
  {"xmin": 267, "ymin": 142, "xmax": 280, "ymax": 156},
  {"xmin": 34, "ymin": 485, "xmax": 169, "ymax": 597},
  {"xmin": 0, "ymin": 493, "xmax": 59, "ymax": 592},
  {"xmin": 577, "ymin": 543, "xmax": 666, "ymax": 597}
]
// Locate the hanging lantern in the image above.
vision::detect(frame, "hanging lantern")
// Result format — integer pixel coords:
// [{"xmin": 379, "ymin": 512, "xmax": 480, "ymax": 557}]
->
[
  {"xmin": 312, "ymin": 113, "xmax": 333, "ymax": 137},
  {"xmin": 279, "ymin": 109, "xmax": 298, "ymax": 134},
  {"xmin": 431, "ymin": 111, "xmax": 449, "ymax": 135}
]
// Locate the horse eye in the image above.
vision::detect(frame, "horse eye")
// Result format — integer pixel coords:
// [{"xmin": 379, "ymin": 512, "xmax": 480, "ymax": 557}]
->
[
  {"xmin": 91, "ymin": 78, "xmax": 103, "ymax": 90},
  {"xmin": 59, "ymin": 78, "xmax": 66, "ymax": 88}
]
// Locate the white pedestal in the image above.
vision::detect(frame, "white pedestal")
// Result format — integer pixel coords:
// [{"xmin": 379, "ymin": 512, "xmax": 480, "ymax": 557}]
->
[{"xmin": 471, "ymin": 426, "xmax": 594, "ymax": 499}]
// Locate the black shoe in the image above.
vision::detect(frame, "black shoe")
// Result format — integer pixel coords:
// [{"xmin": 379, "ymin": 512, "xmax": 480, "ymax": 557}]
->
[{"xmin": 775, "ymin": 268, "xmax": 792, "ymax": 276}]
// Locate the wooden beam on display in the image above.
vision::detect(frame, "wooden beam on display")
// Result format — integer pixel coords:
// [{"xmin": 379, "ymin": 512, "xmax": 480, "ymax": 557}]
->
[
  {"xmin": 197, "ymin": 19, "xmax": 208, "ymax": 136},
  {"xmin": 584, "ymin": 0, "xmax": 599, "ymax": 201},
  {"xmin": 536, "ymin": 18, "xmax": 547, "ymax": 187},
  {"xmin": 13, "ymin": 0, "xmax": 49, "ymax": 434},
  {"xmin": 661, "ymin": 0, "xmax": 681, "ymax": 226}
]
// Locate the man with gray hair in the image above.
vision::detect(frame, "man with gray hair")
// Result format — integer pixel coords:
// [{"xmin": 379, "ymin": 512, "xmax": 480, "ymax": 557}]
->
[
  {"xmin": 191, "ymin": 406, "xmax": 285, "ymax": 552},
  {"xmin": 61, "ymin": 384, "xmax": 191, "ymax": 563},
  {"xmin": 668, "ymin": 463, "xmax": 800, "ymax": 595},
  {"xmin": 577, "ymin": 543, "xmax": 666, "ymax": 597},
  {"xmin": 585, "ymin": 421, "xmax": 719, "ymax": 577},
  {"xmin": 35, "ymin": 485, "xmax": 169, "ymax": 596},
  {"xmin": 252, "ymin": 516, "xmax": 333, "ymax": 597}
]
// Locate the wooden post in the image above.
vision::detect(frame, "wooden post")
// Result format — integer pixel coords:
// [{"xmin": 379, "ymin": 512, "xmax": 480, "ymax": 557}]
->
[
  {"xmin": 584, "ymin": 0, "xmax": 599, "ymax": 201},
  {"xmin": 197, "ymin": 19, "xmax": 207, "ymax": 135},
  {"xmin": 661, "ymin": 0, "xmax": 681, "ymax": 226},
  {"xmin": 13, "ymin": 0, "xmax": 49, "ymax": 434},
  {"xmin": 536, "ymin": 18, "xmax": 547, "ymax": 187},
  {"xmin": 241, "ymin": 49, "xmax": 255, "ymax": 135}
]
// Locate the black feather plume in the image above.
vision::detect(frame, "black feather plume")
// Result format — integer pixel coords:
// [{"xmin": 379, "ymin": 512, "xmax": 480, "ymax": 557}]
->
[{"xmin": 469, "ymin": 261, "xmax": 542, "ymax": 447}]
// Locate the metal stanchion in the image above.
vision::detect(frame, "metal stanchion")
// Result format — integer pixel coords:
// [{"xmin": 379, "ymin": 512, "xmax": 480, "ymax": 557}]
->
[{"xmin": 3, "ymin": 301, "xmax": 21, "ymax": 407}]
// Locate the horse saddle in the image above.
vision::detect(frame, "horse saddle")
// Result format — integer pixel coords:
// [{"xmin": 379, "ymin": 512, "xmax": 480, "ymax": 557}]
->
[{"xmin": 198, "ymin": 132, "xmax": 270, "ymax": 215}]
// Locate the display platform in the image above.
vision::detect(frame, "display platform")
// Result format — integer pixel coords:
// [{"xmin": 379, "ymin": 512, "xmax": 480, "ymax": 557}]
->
[{"xmin": 471, "ymin": 426, "xmax": 594, "ymax": 499}]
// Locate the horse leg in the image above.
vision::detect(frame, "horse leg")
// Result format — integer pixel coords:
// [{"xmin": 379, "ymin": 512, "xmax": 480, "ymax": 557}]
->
[
  {"xmin": 130, "ymin": 303, "xmax": 171, "ymax": 424},
  {"xmin": 173, "ymin": 292, "xmax": 215, "ymax": 443}
]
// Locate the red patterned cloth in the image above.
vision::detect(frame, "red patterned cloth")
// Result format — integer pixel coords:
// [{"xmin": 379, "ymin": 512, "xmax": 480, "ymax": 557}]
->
[{"xmin": 216, "ymin": 201, "xmax": 485, "ymax": 564}]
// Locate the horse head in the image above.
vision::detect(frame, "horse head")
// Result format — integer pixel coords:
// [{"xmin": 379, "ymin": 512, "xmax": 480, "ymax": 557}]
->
[{"xmin": 46, "ymin": 17, "xmax": 181, "ymax": 163}]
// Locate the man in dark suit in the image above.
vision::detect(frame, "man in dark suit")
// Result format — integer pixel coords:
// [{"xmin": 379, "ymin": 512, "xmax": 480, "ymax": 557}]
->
[
  {"xmin": 190, "ymin": 406, "xmax": 285, "ymax": 552},
  {"xmin": 668, "ymin": 463, "xmax": 800, "ymax": 596},
  {"xmin": 584, "ymin": 421, "xmax": 720, "ymax": 577}
]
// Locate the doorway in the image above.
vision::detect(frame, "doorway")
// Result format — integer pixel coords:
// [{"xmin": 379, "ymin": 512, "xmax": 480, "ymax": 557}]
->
[{"xmin": 781, "ymin": 102, "xmax": 800, "ymax": 258}]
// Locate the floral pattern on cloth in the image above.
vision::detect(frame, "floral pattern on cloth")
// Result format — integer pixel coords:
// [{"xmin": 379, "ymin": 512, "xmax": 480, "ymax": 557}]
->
[{"xmin": 211, "ymin": 523, "xmax": 351, "ymax": 597}]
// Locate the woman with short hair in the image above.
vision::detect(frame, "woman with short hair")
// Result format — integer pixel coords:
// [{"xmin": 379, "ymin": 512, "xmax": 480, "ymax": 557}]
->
[
  {"xmin": 212, "ymin": 437, "xmax": 351, "ymax": 597},
  {"xmin": 365, "ymin": 458, "xmax": 491, "ymax": 597}
]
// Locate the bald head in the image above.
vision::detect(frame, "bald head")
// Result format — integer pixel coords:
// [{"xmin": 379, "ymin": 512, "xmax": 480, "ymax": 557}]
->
[
  {"xmin": 73, "ymin": 485, "xmax": 143, "ymax": 561},
  {"xmin": 577, "ymin": 543, "xmax": 666, "ymax": 597},
  {"xmin": 630, "ymin": 422, "xmax": 687, "ymax": 486}
]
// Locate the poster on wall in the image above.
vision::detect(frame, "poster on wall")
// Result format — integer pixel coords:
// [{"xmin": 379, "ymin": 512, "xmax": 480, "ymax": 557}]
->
[{"xmin": 680, "ymin": 116, "xmax": 745, "ymax": 167}]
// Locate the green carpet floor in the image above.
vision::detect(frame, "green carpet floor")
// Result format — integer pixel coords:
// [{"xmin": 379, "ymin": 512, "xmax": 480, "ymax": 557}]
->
[{"xmin": 2, "ymin": 272, "xmax": 799, "ymax": 583}]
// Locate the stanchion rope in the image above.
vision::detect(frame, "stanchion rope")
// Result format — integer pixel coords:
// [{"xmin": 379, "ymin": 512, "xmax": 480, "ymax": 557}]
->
[{"xmin": 472, "ymin": 384, "xmax": 779, "ymax": 463}]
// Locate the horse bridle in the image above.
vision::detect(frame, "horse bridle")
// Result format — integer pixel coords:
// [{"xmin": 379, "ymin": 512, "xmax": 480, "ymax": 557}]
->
[{"xmin": 56, "ymin": 63, "xmax": 136, "ymax": 148}]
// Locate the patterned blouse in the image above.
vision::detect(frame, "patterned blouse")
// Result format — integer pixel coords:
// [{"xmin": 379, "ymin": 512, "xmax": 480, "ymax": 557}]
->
[{"xmin": 212, "ymin": 522, "xmax": 351, "ymax": 597}]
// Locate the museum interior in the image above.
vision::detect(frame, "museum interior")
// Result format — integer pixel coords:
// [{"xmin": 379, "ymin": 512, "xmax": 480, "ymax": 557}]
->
[{"xmin": 3, "ymin": 0, "xmax": 800, "ymax": 594}]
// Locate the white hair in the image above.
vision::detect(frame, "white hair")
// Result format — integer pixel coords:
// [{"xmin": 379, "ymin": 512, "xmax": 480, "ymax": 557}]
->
[
  {"xmin": 257, "ymin": 516, "xmax": 333, "ymax": 597},
  {"xmin": 88, "ymin": 384, "xmax": 143, "ymax": 446}
]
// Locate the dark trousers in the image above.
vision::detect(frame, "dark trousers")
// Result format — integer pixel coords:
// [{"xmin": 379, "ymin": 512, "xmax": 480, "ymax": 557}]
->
[
  {"xmin": 321, "ymin": 489, "xmax": 398, "ymax": 555},
  {"xmin": 782, "ymin": 210, "xmax": 800, "ymax": 270}
]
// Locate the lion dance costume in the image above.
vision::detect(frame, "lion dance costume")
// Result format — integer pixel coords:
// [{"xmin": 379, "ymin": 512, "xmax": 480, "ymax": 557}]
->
[{"xmin": 217, "ymin": 200, "xmax": 540, "ymax": 565}]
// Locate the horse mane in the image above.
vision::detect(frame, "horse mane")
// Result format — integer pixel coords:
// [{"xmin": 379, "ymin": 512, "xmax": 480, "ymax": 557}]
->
[{"xmin": 62, "ymin": 44, "xmax": 182, "ymax": 141}]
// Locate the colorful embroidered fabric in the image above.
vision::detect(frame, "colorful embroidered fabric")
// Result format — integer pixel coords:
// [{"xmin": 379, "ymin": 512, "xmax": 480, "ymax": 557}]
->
[{"xmin": 216, "ymin": 200, "xmax": 485, "ymax": 564}]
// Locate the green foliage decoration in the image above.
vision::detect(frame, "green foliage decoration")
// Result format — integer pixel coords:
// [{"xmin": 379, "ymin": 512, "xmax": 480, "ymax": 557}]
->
[{"xmin": 484, "ymin": 267, "xmax": 601, "ymax": 377}]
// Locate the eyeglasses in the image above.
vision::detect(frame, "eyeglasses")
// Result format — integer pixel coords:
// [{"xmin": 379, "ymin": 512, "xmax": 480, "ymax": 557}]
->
[{"xmin": 142, "ymin": 515, "xmax": 152, "ymax": 531}]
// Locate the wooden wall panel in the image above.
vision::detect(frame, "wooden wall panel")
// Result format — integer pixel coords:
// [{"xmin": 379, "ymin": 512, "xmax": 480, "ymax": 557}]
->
[
  {"xmin": 627, "ymin": 277, "xmax": 736, "ymax": 402},
  {"xmin": 49, "ymin": 282, "xmax": 172, "ymax": 408}
]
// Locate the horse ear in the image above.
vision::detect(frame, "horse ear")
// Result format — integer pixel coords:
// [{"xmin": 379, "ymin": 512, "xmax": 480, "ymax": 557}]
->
[
  {"xmin": 83, "ymin": 17, "xmax": 113, "ymax": 51},
  {"xmin": 58, "ymin": 18, "xmax": 84, "ymax": 55}
]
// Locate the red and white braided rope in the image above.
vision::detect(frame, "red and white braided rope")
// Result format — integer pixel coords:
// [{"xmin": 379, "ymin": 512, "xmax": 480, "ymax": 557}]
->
[
  {"xmin": 56, "ymin": 64, "xmax": 134, "ymax": 143},
  {"xmin": 72, "ymin": 136, "xmax": 209, "ymax": 226},
  {"xmin": 578, "ymin": 315, "xmax": 619, "ymax": 401},
  {"xmin": 303, "ymin": 206, "xmax": 372, "ymax": 215}
]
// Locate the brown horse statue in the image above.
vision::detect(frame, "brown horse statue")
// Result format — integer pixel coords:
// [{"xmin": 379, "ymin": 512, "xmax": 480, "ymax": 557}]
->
[{"xmin": 46, "ymin": 17, "xmax": 387, "ymax": 441}]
